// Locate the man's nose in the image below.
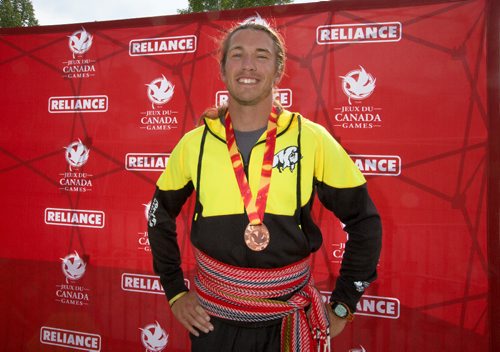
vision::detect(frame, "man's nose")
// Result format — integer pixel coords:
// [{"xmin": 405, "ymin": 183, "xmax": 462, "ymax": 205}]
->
[{"xmin": 241, "ymin": 55, "xmax": 256, "ymax": 70}]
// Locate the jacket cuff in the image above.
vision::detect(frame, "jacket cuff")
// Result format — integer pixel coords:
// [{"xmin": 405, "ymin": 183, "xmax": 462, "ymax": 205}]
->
[
  {"xmin": 160, "ymin": 272, "xmax": 189, "ymax": 302},
  {"xmin": 330, "ymin": 276, "xmax": 365, "ymax": 313}
]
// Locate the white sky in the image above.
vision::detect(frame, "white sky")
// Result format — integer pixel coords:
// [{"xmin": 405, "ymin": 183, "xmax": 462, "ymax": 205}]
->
[{"xmin": 31, "ymin": 0, "xmax": 320, "ymax": 26}]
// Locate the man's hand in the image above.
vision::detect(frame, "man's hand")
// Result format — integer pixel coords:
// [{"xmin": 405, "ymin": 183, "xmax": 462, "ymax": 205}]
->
[
  {"xmin": 325, "ymin": 303, "xmax": 348, "ymax": 338},
  {"xmin": 171, "ymin": 291, "xmax": 214, "ymax": 337}
]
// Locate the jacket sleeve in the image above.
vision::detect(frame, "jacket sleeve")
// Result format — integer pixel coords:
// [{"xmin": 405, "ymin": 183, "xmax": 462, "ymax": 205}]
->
[
  {"xmin": 148, "ymin": 137, "xmax": 194, "ymax": 302},
  {"xmin": 313, "ymin": 125, "xmax": 382, "ymax": 313}
]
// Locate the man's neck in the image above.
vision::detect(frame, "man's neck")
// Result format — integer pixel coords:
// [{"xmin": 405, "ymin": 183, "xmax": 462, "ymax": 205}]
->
[{"xmin": 227, "ymin": 99, "xmax": 273, "ymax": 132}]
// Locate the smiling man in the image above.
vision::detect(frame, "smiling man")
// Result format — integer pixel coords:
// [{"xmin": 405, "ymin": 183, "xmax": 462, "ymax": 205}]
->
[{"xmin": 148, "ymin": 15, "xmax": 382, "ymax": 352}]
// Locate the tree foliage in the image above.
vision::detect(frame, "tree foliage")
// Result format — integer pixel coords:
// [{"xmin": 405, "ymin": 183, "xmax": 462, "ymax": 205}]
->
[
  {"xmin": 178, "ymin": 0, "xmax": 293, "ymax": 14},
  {"xmin": 0, "ymin": 0, "xmax": 38, "ymax": 28}
]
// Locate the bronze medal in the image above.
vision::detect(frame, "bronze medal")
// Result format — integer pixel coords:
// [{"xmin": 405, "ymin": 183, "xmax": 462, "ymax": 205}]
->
[
  {"xmin": 244, "ymin": 223, "xmax": 270, "ymax": 251},
  {"xmin": 225, "ymin": 108, "xmax": 278, "ymax": 253}
]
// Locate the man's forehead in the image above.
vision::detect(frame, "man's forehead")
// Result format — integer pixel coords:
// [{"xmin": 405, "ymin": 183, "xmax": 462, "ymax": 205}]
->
[{"xmin": 228, "ymin": 29, "xmax": 275, "ymax": 52}]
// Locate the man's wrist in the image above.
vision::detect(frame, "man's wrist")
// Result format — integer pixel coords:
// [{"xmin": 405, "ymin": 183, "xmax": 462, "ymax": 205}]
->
[
  {"xmin": 329, "ymin": 301, "xmax": 354, "ymax": 322},
  {"xmin": 168, "ymin": 291, "xmax": 188, "ymax": 307}
]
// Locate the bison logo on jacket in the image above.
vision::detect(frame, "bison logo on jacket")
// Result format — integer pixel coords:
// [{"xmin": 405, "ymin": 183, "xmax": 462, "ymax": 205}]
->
[{"xmin": 273, "ymin": 146, "xmax": 301, "ymax": 172}]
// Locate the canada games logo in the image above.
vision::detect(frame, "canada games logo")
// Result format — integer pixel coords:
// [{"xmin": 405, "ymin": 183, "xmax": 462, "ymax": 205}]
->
[
  {"xmin": 62, "ymin": 27, "xmax": 97, "ymax": 79},
  {"xmin": 140, "ymin": 322, "xmax": 168, "ymax": 352},
  {"xmin": 146, "ymin": 75, "xmax": 175, "ymax": 109},
  {"xmin": 69, "ymin": 28, "xmax": 93, "ymax": 56},
  {"xmin": 331, "ymin": 223, "xmax": 348, "ymax": 264},
  {"xmin": 340, "ymin": 66, "xmax": 376, "ymax": 104},
  {"xmin": 138, "ymin": 231, "xmax": 150, "ymax": 251},
  {"xmin": 137, "ymin": 201, "xmax": 152, "ymax": 252},
  {"xmin": 139, "ymin": 75, "xmax": 178, "ymax": 131},
  {"xmin": 61, "ymin": 251, "xmax": 86, "ymax": 282},
  {"xmin": 333, "ymin": 65, "xmax": 383, "ymax": 129},
  {"xmin": 241, "ymin": 13, "xmax": 269, "ymax": 26},
  {"xmin": 65, "ymin": 139, "xmax": 89, "ymax": 169},
  {"xmin": 58, "ymin": 139, "xmax": 93, "ymax": 192},
  {"xmin": 55, "ymin": 251, "xmax": 91, "ymax": 306}
]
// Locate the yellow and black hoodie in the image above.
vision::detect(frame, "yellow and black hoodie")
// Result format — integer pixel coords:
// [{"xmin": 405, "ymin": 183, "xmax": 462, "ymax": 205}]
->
[{"xmin": 148, "ymin": 109, "xmax": 382, "ymax": 313}]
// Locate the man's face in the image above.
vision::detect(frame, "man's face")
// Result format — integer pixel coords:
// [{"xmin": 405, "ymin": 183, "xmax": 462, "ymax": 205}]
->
[{"xmin": 221, "ymin": 29, "xmax": 279, "ymax": 107}]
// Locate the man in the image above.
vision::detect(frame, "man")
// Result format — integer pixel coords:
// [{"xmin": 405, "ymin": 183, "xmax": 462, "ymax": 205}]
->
[{"xmin": 148, "ymin": 15, "xmax": 382, "ymax": 352}]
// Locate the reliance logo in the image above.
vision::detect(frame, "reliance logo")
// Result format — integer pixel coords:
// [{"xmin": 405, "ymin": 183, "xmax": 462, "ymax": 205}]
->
[
  {"xmin": 45, "ymin": 208, "xmax": 105, "ymax": 228},
  {"xmin": 317, "ymin": 22, "xmax": 402, "ymax": 45},
  {"xmin": 216, "ymin": 88, "xmax": 292, "ymax": 108},
  {"xmin": 350, "ymin": 154, "xmax": 401, "ymax": 176},
  {"xmin": 356, "ymin": 295, "xmax": 400, "ymax": 319},
  {"xmin": 122, "ymin": 273, "xmax": 191, "ymax": 294},
  {"xmin": 319, "ymin": 292, "xmax": 400, "ymax": 319},
  {"xmin": 129, "ymin": 35, "xmax": 197, "ymax": 56},
  {"xmin": 121, "ymin": 273, "xmax": 164, "ymax": 295},
  {"xmin": 126, "ymin": 153, "xmax": 169, "ymax": 171},
  {"xmin": 40, "ymin": 326, "xmax": 101, "ymax": 351},
  {"xmin": 48, "ymin": 95, "xmax": 108, "ymax": 113}
]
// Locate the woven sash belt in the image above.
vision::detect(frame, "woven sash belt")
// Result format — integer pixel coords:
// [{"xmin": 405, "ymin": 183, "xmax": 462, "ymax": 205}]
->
[{"xmin": 194, "ymin": 249, "xmax": 331, "ymax": 352}]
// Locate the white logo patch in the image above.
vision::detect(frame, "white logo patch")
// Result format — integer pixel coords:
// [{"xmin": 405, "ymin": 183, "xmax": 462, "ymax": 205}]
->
[
  {"xmin": 354, "ymin": 281, "xmax": 371, "ymax": 293},
  {"xmin": 273, "ymin": 146, "xmax": 300, "ymax": 173},
  {"xmin": 148, "ymin": 198, "xmax": 159, "ymax": 227}
]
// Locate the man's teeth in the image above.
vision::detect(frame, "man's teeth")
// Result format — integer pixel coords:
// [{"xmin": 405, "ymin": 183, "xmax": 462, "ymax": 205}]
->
[{"xmin": 238, "ymin": 78, "xmax": 257, "ymax": 84}]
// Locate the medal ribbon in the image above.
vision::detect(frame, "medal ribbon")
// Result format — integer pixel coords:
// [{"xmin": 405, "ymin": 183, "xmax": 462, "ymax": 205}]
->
[{"xmin": 225, "ymin": 107, "xmax": 278, "ymax": 225}]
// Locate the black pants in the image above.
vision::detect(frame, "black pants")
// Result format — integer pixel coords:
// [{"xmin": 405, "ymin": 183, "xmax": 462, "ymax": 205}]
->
[{"xmin": 190, "ymin": 317, "xmax": 281, "ymax": 352}]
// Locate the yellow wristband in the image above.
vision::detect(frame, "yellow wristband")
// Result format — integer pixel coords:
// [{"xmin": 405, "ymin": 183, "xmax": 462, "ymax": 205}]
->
[{"xmin": 169, "ymin": 291, "xmax": 188, "ymax": 307}]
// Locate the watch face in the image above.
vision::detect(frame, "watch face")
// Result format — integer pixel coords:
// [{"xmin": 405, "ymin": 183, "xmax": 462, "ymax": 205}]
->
[{"xmin": 334, "ymin": 303, "xmax": 348, "ymax": 318}]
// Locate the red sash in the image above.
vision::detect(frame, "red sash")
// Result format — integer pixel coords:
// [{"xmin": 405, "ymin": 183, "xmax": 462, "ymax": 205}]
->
[{"xmin": 194, "ymin": 249, "xmax": 330, "ymax": 352}]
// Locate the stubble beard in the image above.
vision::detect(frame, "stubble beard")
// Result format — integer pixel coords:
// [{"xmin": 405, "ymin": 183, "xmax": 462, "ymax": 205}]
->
[{"xmin": 228, "ymin": 85, "xmax": 274, "ymax": 107}]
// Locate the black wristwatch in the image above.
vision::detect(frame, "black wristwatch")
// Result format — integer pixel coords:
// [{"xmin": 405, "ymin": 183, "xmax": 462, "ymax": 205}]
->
[{"xmin": 330, "ymin": 301, "xmax": 354, "ymax": 322}]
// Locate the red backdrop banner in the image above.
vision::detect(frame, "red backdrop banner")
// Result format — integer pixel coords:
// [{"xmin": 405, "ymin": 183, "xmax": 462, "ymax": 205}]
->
[{"xmin": 0, "ymin": 0, "xmax": 496, "ymax": 351}]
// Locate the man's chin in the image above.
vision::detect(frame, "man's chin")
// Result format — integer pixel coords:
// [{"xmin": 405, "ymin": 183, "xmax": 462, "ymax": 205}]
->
[
  {"xmin": 233, "ymin": 97, "xmax": 262, "ymax": 106},
  {"xmin": 229, "ymin": 92, "xmax": 273, "ymax": 107}
]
